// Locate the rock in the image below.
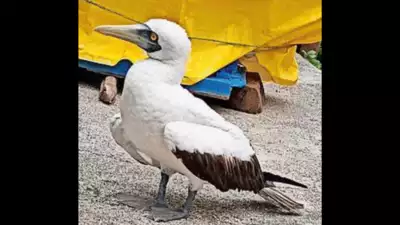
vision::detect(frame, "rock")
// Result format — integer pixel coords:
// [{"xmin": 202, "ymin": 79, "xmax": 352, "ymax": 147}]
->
[{"xmin": 99, "ymin": 76, "xmax": 118, "ymax": 104}]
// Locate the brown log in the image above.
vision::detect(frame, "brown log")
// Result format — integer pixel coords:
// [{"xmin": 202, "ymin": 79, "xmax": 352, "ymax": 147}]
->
[{"xmin": 228, "ymin": 72, "xmax": 266, "ymax": 114}]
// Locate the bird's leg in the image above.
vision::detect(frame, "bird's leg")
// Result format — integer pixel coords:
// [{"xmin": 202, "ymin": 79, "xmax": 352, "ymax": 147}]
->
[
  {"xmin": 151, "ymin": 172, "xmax": 170, "ymax": 208},
  {"xmin": 149, "ymin": 187, "xmax": 198, "ymax": 222},
  {"xmin": 180, "ymin": 188, "xmax": 197, "ymax": 214},
  {"xmin": 117, "ymin": 171, "xmax": 171, "ymax": 210}
]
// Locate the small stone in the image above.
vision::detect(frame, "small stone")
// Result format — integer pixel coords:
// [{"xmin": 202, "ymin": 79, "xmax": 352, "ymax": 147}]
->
[{"xmin": 99, "ymin": 76, "xmax": 118, "ymax": 104}]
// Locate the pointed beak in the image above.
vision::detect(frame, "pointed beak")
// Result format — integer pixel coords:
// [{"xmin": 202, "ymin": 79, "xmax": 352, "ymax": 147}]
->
[
  {"xmin": 94, "ymin": 24, "xmax": 161, "ymax": 53},
  {"xmin": 94, "ymin": 24, "xmax": 144, "ymax": 45}
]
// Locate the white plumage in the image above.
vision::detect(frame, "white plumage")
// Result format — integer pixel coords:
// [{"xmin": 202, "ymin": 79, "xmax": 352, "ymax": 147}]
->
[
  {"xmin": 110, "ymin": 113, "xmax": 159, "ymax": 167},
  {"xmin": 164, "ymin": 121, "xmax": 254, "ymax": 160}
]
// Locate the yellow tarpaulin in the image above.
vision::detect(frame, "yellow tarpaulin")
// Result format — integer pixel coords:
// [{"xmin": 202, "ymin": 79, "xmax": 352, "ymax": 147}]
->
[{"xmin": 79, "ymin": 0, "xmax": 321, "ymax": 86}]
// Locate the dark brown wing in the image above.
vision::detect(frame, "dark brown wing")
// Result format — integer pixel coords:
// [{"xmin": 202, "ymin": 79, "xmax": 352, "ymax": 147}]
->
[{"xmin": 173, "ymin": 148, "xmax": 265, "ymax": 193}]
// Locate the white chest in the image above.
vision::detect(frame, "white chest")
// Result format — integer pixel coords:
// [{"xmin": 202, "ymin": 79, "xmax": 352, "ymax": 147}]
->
[
  {"xmin": 117, "ymin": 60, "xmax": 199, "ymax": 160},
  {"xmin": 119, "ymin": 82, "xmax": 175, "ymax": 154}
]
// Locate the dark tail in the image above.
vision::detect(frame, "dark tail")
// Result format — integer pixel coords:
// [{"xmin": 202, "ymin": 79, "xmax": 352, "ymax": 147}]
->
[{"xmin": 263, "ymin": 172, "xmax": 308, "ymax": 188}]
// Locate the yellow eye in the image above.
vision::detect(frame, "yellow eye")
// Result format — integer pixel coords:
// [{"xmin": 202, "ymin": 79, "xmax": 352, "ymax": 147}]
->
[{"xmin": 150, "ymin": 32, "xmax": 158, "ymax": 41}]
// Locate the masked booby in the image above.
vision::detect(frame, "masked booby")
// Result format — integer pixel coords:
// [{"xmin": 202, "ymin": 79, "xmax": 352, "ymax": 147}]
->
[{"xmin": 96, "ymin": 19, "xmax": 307, "ymax": 222}]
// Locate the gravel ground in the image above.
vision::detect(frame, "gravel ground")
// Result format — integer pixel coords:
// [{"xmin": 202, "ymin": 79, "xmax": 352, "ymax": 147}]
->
[{"xmin": 79, "ymin": 54, "xmax": 321, "ymax": 225}]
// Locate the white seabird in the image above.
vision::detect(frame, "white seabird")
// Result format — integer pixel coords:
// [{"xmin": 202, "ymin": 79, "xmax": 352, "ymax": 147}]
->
[{"xmin": 96, "ymin": 19, "xmax": 307, "ymax": 222}]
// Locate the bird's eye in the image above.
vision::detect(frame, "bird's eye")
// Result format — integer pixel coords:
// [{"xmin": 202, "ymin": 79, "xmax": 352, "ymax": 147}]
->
[{"xmin": 150, "ymin": 32, "xmax": 158, "ymax": 41}]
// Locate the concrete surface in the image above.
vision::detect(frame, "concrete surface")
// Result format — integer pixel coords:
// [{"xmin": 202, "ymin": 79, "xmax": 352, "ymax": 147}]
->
[{"xmin": 79, "ymin": 54, "xmax": 321, "ymax": 225}]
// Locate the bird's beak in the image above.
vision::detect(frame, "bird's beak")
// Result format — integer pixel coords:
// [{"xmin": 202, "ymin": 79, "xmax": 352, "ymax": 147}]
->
[
  {"xmin": 94, "ymin": 24, "xmax": 161, "ymax": 53},
  {"xmin": 95, "ymin": 24, "xmax": 144, "ymax": 45}
]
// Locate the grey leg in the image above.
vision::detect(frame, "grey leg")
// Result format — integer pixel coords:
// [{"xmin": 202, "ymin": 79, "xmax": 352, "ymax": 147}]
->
[
  {"xmin": 149, "ymin": 187, "xmax": 198, "ymax": 222},
  {"xmin": 152, "ymin": 172, "xmax": 170, "ymax": 208},
  {"xmin": 181, "ymin": 189, "xmax": 197, "ymax": 214},
  {"xmin": 115, "ymin": 172, "xmax": 172, "ymax": 211}
]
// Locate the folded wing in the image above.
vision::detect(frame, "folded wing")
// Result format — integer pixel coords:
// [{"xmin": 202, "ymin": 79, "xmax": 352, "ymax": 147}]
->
[{"xmin": 164, "ymin": 121, "xmax": 265, "ymax": 193}]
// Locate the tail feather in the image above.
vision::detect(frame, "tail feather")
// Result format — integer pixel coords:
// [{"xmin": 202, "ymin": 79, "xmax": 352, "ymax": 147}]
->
[
  {"xmin": 258, "ymin": 187, "xmax": 304, "ymax": 212},
  {"xmin": 259, "ymin": 172, "xmax": 306, "ymax": 212},
  {"xmin": 263, "ymin": 172, "xmax": 307, "ymax": 188}
]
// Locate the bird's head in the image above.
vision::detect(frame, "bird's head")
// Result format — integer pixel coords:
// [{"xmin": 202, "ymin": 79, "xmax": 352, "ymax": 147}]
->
[{"xmin": 95, "ymin": 19, "xmax": 191, "ymax": 63}]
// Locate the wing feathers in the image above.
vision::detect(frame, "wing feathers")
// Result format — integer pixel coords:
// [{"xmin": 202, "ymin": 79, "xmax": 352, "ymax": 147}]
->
[
  {"xmin": 173, "ymin": 148, "xmax": 265, "ymax": 192},
  {"xmin": 164, "ymin": 121, "xmax": 265, "ymax": 192},
  {"xmin": 164, "ymin": 121, "xmax": 254, "ymax": 160}
]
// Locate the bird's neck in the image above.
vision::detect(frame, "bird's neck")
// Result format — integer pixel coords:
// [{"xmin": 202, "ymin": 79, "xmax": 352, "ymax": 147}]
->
[{"xmin": 131, "ymin": 58, "xmax": 187, "ymax": 85}]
